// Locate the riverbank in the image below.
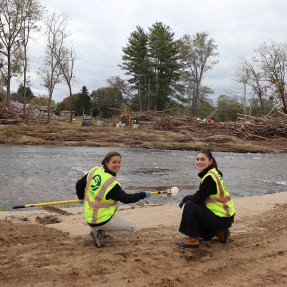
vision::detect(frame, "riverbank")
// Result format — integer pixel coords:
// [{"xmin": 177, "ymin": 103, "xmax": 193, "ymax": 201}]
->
[
  {"xmin": 1, "ymin": 121, "xmax": 287, "ymax": 153},
  {"xmin": 1, "ymin": 192, "xmax": 287, "ymax": 287}
]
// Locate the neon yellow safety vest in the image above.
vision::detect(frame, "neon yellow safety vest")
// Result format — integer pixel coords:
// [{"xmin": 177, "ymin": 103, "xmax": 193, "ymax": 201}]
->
[
  {"xmin": 202, "ymin": 168, "xmax": 235, "ymax": 217},
  {"xmin": 84, "ymin": 166, "xmax": 120, "ymax": 224}
]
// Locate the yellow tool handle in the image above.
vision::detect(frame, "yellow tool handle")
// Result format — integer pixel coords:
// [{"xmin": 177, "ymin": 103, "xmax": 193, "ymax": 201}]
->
[
  {"xmin": 150, "ymin": 191, "xmax": 166, "ymax": 195},
  {"xmin": 13, "ymin": 199, "xmax": 82, "ymax": 209},
  {"xmin": 13, "ymin": 188, "xmax": 176, "ymax": 209}
]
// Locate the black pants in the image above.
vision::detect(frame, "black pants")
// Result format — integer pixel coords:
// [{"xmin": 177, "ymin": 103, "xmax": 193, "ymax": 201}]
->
[{"xmin": 179, "ymin": 201, "xmax": 234, "ymax": 240}]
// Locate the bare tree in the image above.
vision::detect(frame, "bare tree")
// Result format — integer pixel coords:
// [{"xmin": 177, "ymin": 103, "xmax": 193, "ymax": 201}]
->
[
  {"xmin": 179, "ymin": 32, "xmax": 219, "ymax": 116},
  {"xmin": 19, "ymin": 0, "xmax": 43, "ymax": 118},
  {"xmin": 40, "ymin": 12, "xmax": 76, "ymax": 123},
  {"xmin": 56, "ymin": 45, "xmax": 76, "ymax": 123},
  {"xmin": 236, "ymin": 57, "xmax": 268, "ymax": 115},
  {"xmin": 0, "ymin": 0, "xmax": 27, "ymax": 104},
  {"xmin": 255, "ymin": 41, "xmax": 287, "ymax": 114},
  {"xmin": 39, "ymin": 12, "xmax": 67, "ymax": 123}
]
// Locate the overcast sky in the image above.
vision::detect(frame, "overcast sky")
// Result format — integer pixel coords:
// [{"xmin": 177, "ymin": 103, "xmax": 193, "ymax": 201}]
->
[{"xmin": 23, "ymin": 0, "xmax": 287, "ymax": 103}]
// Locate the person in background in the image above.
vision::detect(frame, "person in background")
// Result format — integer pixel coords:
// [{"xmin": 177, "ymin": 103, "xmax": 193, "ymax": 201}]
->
[
  {"xmin": 76, "ymin": 151, "xmax": 150, "ymax": 248},
  {"xmin": 176, "ymin": 149, "xmax": 235, "ymax": 248}
]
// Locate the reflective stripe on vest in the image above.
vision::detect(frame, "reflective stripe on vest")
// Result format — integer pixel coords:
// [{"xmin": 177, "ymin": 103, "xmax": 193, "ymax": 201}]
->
[
  {"xmin": 85, "ymin": 166, "xmax": 101, "ymax": 193},
  {"xmin": 84, "ymin": 166, "xmax": 119, "ymax": 224},
  {"xmin": 202, "ymin": 168, "xmax": 235, "ymax": 217}
]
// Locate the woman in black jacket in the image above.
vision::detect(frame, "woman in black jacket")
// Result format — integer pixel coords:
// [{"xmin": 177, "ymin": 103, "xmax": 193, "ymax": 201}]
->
[
  {"xmin": 176, "ymin": 150, "xmax": 235, "ymax": 248},
  {"xmin": 76, "ymin": 151, "xmax": 150, "ymax": 248}
]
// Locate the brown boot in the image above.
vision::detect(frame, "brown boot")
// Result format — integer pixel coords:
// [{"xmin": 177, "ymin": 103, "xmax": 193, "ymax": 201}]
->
[
  {"xmin": 176, "ymin": 237, "xmax": 199, "ymax": 248},
  {"xmin": 216, "ymin": 229, "xmax": 230, "ymax": 244}
]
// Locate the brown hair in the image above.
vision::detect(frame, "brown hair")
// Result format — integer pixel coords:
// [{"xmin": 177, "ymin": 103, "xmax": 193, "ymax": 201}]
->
[{"xmin": 101, "ymin": 151, "xmax": 121, "ymax": 165}]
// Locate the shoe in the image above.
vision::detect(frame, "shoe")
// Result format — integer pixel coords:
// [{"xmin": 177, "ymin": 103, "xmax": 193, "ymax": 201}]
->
[
  {"xmin": 90, "ymin": 230, "xmax": 105, "ymax": 248},
  {"xmin": 216, "ymin": 229, "xmax": 230, "ymax": 244},
  {"xmin": 176, "ymin": 237, "xmax": 199, "ymax": 248}
]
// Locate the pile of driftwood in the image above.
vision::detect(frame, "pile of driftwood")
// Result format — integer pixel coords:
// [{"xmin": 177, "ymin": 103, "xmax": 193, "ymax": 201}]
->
[
  {"xmin": 220, "ymin": 114, "xmax": 287, "ymax": 140},
  {"xmin": 132, "ymin": 111, "xmax": 198, "ymax": 131},
  {"xmin": 132, "ymin": 111, "xmax": 287, "ymax": 140},
  {"xmin": 0, "ymin": 105, "xmax": 22, "ymax": 124},
  {"xmin": 0, "ymin": 105, "xmax": 48, "ymax": 124}
]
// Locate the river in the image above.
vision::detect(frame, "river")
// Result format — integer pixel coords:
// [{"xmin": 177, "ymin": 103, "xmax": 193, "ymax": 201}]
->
[{"xmin": 0, "ymin": 145, "xmax": 286, "ymax": 209}]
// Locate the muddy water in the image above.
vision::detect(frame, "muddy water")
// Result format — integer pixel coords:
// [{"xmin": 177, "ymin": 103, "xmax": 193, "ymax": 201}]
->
[{"xmin": 0, "ymin": 145, "xmax": 286, "ymax": 209}]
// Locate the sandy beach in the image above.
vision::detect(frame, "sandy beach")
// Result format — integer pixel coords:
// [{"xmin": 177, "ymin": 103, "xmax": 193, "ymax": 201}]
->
[{"xmin": 1, "ymin": 192, "xmax": 287, "ymax": 287}]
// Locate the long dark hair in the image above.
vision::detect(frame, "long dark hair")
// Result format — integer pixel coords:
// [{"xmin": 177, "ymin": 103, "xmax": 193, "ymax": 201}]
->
[
  {"xmin": 101, "ymin": 151, "xmax": 121, "ymax": 165},
  {"xmin": 197, "ymin": 149, "xmax": 222, "ymax": 174}
]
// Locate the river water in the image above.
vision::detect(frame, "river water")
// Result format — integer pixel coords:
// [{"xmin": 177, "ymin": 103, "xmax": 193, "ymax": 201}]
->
[{"xmin": 0, "ymin": 145, "xmax": 286, "ymax": 209}]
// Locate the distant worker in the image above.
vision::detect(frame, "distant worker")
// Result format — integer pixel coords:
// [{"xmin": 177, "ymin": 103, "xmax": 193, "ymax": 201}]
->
[
  {"xmin": 176, "ymin": 149, "xmax": 235, "ymax": 248},
  {"xmin": 76, "ymin": 151, "xmax": 150, "ymax": 248}
]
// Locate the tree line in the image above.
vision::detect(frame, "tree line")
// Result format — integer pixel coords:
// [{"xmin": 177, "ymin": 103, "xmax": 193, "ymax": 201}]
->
[
  {"xmin": 0, "ymin": 0, "xmax": 286, "ymax": 124},
  {"xmin": 0, "ymin": 0, "xmax": 75, "ymax": 122}
]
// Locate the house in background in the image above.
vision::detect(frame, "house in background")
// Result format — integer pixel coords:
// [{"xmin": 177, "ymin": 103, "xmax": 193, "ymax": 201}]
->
[
  {"xmin": 59, "ymin": 110, "xmax": 76, "ymax": 118},
  {"xmin": 9, "ymin": 101, "xmax": 33, "ymax": 114},
  {"xmin": 32, "ymin": 105, "xmax": 55, "ymax": 116}
]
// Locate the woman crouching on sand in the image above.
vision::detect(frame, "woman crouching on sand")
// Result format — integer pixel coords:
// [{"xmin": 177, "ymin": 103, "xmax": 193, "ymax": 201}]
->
[
  {"xmin": 176, "ymin": 149, "xmax": 235, "ymax": 248},
  {"xmin": 76, "ymin": 151, "xmax": 150, "ymax": 248}
]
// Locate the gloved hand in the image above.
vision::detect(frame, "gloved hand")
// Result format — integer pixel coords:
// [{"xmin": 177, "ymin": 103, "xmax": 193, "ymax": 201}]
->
[
  {"xmin": 145, "ymin": 191, "xmax": 151, "ymax": 198},
  {"xmin": 178, "ymin": 199, "xmax": 184, "ymax": 208}
]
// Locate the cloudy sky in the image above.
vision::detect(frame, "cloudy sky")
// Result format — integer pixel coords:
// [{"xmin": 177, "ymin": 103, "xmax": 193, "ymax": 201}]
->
[{"xmin": 23, "ymin": 0, "xmax": 287, "ymax": 103}]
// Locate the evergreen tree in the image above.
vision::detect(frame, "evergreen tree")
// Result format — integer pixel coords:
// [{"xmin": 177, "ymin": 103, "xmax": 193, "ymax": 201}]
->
[
  {"xmin": 120, "ymin": 26, "xmax": 150, "ymax": 111},
  {"xmin": 75, "ymin": 86, "xmax": 91, "ymax": 116},
  {"xmin": 16, "ymin": 85, "xmax": 35, "ymax": 103},
  {"xmin": 148, "ymin": 22, "xmax": 181, "ymax": 110},
  {"xmin": 120, "ymin": 22, "xmax": 180, "ymax": 111}
]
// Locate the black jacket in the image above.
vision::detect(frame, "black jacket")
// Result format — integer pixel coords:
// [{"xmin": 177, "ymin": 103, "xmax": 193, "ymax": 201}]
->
[
  {"xmin": 76, "ymin": 165, "xmax": 146, "ymax": 227},
  {"xmin": 182, "ymin": 166, "xmax": 222, "ymax": 204},
  {"xmin": 75, "ymin": 166, "xmax": 146, "ymax": 204}
]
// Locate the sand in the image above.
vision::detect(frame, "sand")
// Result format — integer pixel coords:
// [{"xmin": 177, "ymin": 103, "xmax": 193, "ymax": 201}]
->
[{"xmin": 1, "ymin": 192, "xmax": 287, "ymax": 287}]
